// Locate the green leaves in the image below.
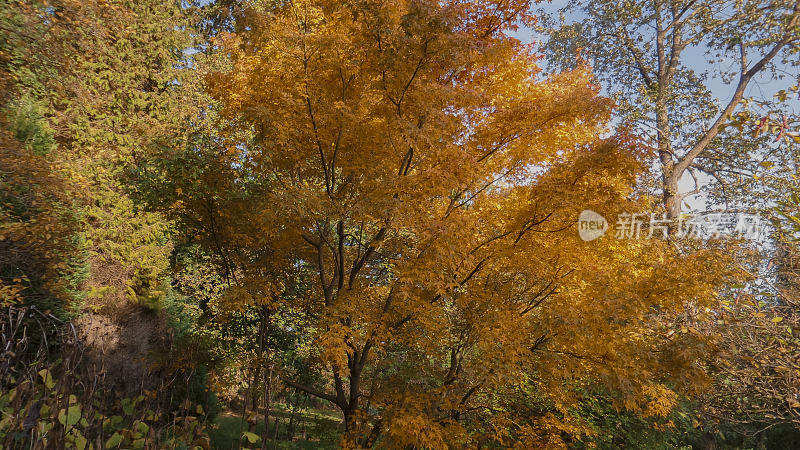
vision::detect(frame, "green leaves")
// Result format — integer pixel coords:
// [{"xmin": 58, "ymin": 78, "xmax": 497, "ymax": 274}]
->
[
  {"xmin": 105, "ymin": 432, "xmax": 123, "ymax": 448},
  {"xmin": 58, "ymin": 405, "xmax": 82, "ymax": 428},
  {"xmin": 241, "ymin": 431, "xmax": 260, "ymax": 444},
  {"xmin": 73, "ymin": 432, "xmax": 88, "ymax": 450},
  {"xmin": 6, "ymin": 94, "xmax": 56, "ymax": 156},
  {"xmin": 38, "ymin": 369, "xmax": 55, "ymax": 390},
  {"xmin": 121, "ymin": 398, "xmax": 135, "ymax": 416}
]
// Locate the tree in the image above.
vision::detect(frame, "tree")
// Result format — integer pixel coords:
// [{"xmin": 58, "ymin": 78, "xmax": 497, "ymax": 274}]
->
[
  {"xmin": 204, "ymin": 0, "xmax": 731, "ymax": 445},
  {"xmin": 0, "ymin": 0, "xmax": 213, "ymax": 393},
  {"xmin": 1, "ymin": 2, "xmax": 223, "ymax": 448},
  {"xmin": 543, "ymin": 7, "xmax": 800, "ymax": 438},
  {"xmin": 0, "ymin": 0, "xmax": 199, "ymax": 311},
  {"xmin": 699, "ymin": 169, "xmax": 800, "ymax": 434},
  {"xmin": 542, "ymin": 0, "xmax": 800, "ymax": 220}
]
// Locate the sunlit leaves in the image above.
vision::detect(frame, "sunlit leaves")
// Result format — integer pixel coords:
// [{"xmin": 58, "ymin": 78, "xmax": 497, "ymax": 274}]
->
[{"xmin": 202, "ymin": 0, "xmax": 732, "ymax": 446}]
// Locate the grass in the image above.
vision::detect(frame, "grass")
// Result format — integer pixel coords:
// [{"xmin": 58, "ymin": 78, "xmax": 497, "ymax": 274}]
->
[{"xmin": 209, "ymin": 404, "xmax": 341, "ymax": 449}]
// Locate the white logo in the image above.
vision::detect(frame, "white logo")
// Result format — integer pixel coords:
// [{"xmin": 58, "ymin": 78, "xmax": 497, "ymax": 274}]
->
[{"xmin": 578, "ymin": 210, "xmax": 608, "ymax": 242}]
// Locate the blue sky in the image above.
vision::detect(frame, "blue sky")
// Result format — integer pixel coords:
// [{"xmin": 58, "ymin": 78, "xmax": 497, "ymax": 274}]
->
[{"xmin": 511, "ymin": 1, "xmax": 799, "ymax": 212}]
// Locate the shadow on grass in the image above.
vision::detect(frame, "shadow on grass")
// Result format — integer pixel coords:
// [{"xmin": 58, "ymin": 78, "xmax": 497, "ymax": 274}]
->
[{"xmin": 209, "ymin": 406, "xmax": 341, "ymax": 449}]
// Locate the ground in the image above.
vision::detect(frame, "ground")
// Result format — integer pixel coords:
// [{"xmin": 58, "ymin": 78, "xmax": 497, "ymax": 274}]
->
[{"xmin": 209, "ymin": 404, "xmax": 341, "ymax": 449}]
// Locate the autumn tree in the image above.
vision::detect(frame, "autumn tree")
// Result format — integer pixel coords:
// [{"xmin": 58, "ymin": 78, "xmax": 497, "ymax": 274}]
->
[
  {"xmin": 0, "ymin": 0, "xmax": 202, "ymax": 312},
  {"xmin": 542, "ymin": 0, "xmax": 800, "ymax": 220},
  {"xmin": 543, "ymin": 6, "xmax": 800, "ymax": 438},
  {"xmin": 0, "ymin": 0, "xmax": 220, "ymax": 408},
  {"xmin": 204, "ymin": 0, "xmax": 732, "ymax": 445},
  {"xmin": 0, "ymin": 1, "xmax": 229, "ymax": 447}
]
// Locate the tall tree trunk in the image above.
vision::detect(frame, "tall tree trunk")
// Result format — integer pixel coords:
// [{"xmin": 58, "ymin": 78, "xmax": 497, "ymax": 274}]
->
[
  {"xmin": 287, "ymin": 389, "xmax": 301, "ymax": 440},
  {"xmin": 251, "ymin": 307, "xmax": 268, "ymax": 412},
  {"xmin": 301, "ymin": 394, "xmax": 310, "ymax": 439},
  {"xmin": 342, "ymin": 347, "xmax": 366, "ymax": 433},
  {"xmin": 656, "ymin": 92, "xmax": 681, "ymax": 225},
  {"xmin": 261, "ymin": 356, "xmax": 273, "ymax": 447},
  {"xmin": 654, "ymin": 5, "xmax": 682, "ymax": 227},
  {"xmin": 343, "ymin": 407, "xmax": 356, "ymax": 433},
  {"xmin": 663, "ymin": 164, "xmax": 681, "ymax": 221}
]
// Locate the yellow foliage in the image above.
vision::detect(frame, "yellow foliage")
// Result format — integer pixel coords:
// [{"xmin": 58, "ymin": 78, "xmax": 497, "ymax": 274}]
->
[{"xmin": 204, "ymin": 0, "xmax": 732, "ymax": 446}]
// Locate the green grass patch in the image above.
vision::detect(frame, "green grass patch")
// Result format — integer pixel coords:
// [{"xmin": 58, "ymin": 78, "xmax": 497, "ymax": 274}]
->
[{"xmin": 209, "ymin": 405, "xmax": 340, "ymax": 449}]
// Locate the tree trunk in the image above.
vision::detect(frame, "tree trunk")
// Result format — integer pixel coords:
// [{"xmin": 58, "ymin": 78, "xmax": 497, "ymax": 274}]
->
[
  {"xmin": 343, "ymin": 407, "xmax": 356, "ymax": 433},
  {"xmin": 287, "ymin": 389, "xmax": 301, "ymax": 440},
  {"xmin": 251, "ymin": 307, "xmax": 268, "ymax": 411},
  {"xmin": 656, "ymin": 89, "xmax": 682, "ymax": 227},
  {"xmin": 663, "ymin": 166, "xmax": 681, "ymax": 221},
  {"xmin": 261, "ymin": 361, "xmax": 273, "ymax": 448}
]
